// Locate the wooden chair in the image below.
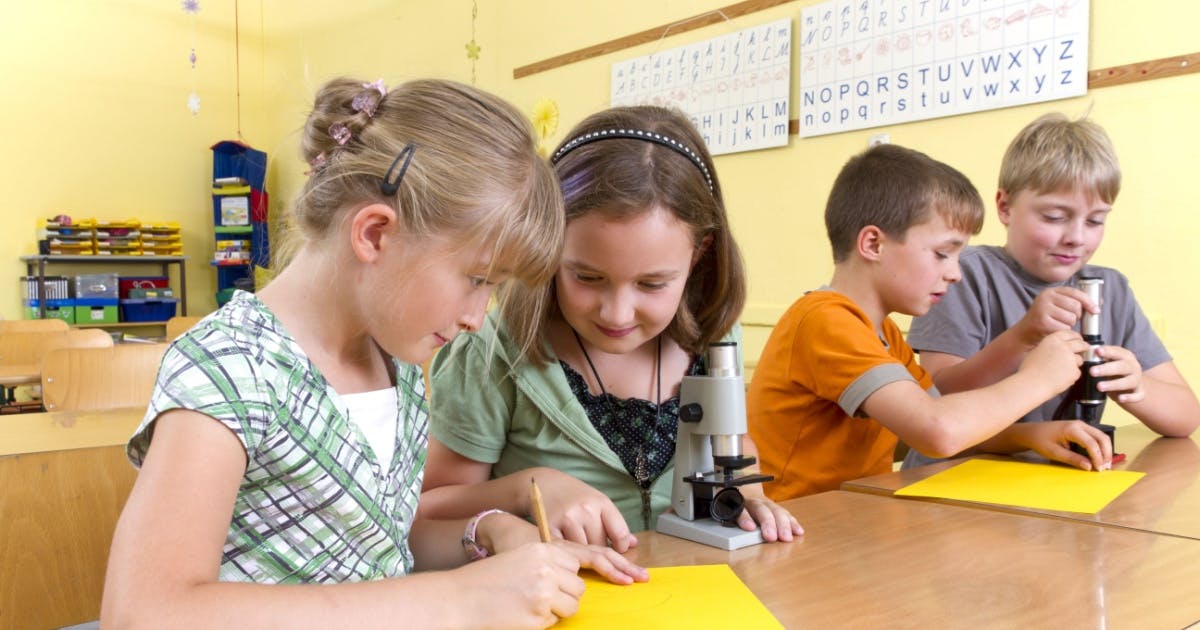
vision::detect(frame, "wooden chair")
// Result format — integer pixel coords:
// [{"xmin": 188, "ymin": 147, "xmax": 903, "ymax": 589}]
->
[
  {"xmin": 0, "ymin": 318, "xmax": 70, "ymax": 333},
  {"xmin": 0, "ymin": 330, "xmax": 69, "ymax": 405},
  {"xmin": 165, "ymin": 315, "xmax": 203, "ymax": 340},
  {"xmin": 40, "ymin": 343, "xmax": 168, "ymax": 411},
  {"xmin": 66, "ymin": 328, "xmax": 116, "ymax": 349}
]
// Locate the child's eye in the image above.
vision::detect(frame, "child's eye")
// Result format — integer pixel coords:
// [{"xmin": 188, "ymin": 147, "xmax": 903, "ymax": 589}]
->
[
  {"xmin": 470, "ymin": 276, "xmax": 488, "ymax": 289},
  {"xmin": 1087, "ymin": 218, "xmax": 1106, "ymax": 227},
  {"xmin": 1041, "ymin": 213, "xmax": 1065, "ymax": 222},
  {"xmin": 935, "ymin": 252, "xmax": 949, "ymax": 260},
  {"xmin": 574, "ymin": 273, "xmax": 602, "ymax": 284},
  {"xmin": 639, "ymin": 281, "xmax": 668, "ymax": 291}
]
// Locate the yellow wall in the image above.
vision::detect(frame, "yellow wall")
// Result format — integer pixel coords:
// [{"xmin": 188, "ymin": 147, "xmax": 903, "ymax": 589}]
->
[
  {"xmin": 4, "ymin": 1, "xmax": 1198, "ymax": 428},
  {"xmin": 0, "ymin": 0, "xmax": 275, "ymax": 318}
]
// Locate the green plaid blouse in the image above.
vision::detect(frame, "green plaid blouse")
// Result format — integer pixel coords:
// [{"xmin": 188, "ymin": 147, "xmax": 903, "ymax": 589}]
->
[{"xmin": 128, "ymin": 291, "xmax": 427, "ymax": 583}]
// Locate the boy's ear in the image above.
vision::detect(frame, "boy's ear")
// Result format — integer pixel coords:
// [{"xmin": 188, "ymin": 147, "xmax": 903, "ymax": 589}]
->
[
  {"xmin": 349, "ymin": 203, "xmax": 400, "ymax": 263},
  {"xmin": 857, "ymin": 225, "xmax": 885, "ymax": 262},
  {"xmin": 996, "ymin": 189, "xmax": 1013, "ymax": 227}
]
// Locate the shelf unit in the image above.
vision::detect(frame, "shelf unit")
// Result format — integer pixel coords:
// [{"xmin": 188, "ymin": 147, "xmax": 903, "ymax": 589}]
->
[{"xmin": 21, "ymin": 255, "xmax": 189, "ymax": 323}]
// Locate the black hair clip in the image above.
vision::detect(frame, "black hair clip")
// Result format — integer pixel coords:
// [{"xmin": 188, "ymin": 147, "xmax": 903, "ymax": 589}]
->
[{"xmin": 380, "ymin": 143, "xmax": 417, "ymax": 196}]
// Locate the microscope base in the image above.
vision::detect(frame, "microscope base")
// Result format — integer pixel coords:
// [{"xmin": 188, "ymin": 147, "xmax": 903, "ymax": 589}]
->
[{"xmin": 655, "ymin": 512, "xmax": 766, "ymax": 550}]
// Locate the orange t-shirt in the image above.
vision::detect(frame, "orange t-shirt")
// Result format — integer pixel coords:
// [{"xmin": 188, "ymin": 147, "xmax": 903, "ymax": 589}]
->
[{"xmin": 748, "ymin": 290, "xmax": 933, "ymax": 500}]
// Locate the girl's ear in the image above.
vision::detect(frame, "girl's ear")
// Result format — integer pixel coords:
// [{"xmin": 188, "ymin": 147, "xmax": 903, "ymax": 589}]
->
[
  {"xmin": 348, "ymin": 203, "xmax": 400, "ymax": 263},
  {"xmin": 691, "ymin": 235, "xmax": 714, "ymax": 268},
  {"xmin": 857, "ymin": 225, "xmax": 885, "ymax": 262}
]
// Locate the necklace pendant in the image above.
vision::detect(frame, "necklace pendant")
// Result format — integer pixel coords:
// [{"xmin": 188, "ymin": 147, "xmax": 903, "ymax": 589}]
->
[{"xmin": 635, "ymin": 446, "xmax": 649, "ymax": 485}]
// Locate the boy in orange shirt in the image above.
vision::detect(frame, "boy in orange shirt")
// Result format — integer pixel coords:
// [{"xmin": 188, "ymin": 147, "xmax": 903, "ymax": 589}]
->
[{"xmin": 747, "ymin": 144, "xmax": 1112, "ymax": 500}]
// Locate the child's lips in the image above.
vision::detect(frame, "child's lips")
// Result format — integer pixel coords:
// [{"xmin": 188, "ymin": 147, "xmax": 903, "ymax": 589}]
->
[
  {"xmin": 433, "ymin": 333, "xmax": 450, "ymax": 347},
  {"xmin": 1051, "ymin": 253, "xmax": 1080, "ymax": 264},
  {"xmin": 597, "ymin": 325, "xmax": 636, "ymax": 338}
]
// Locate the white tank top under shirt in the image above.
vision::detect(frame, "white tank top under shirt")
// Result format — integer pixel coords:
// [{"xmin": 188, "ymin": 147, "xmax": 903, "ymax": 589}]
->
[{"xmin": 339, "ymin": 388, "xmax": 399, "ymax": 472}]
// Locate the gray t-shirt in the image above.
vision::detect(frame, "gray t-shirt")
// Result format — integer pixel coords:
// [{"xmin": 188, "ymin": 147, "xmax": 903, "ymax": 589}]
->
[{"xmin": 902, "ymin": 245, "xmax": 1169, "ymax": 468}]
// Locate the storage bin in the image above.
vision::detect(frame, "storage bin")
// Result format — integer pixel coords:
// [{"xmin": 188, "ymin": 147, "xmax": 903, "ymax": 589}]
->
[
  {"xmin": 75, "ymin": 273, "xmax": 119, "ymax": 299},
  {"xmin": 24, "ymin": 299, "xmax": 75, "ymax": 324},
  {"xmin": 21, "ymin": 275, "xmax": 72, "ymax": 301},
  {"xmin": 119, "ymin": 275, "xmax": 169, "ymax": 298},
  {"xmin": 74, "ymin": 298, "xmax": 119, "ymax": 324},
  {"xmin": 119, "ymin": 297, "xmax": 178, "ymax": 322}
]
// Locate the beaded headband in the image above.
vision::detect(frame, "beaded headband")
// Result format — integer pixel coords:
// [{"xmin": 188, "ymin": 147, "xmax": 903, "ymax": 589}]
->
[{"xmin": 550, "ymin": 128, "xmax": 715, "ymax": 194}]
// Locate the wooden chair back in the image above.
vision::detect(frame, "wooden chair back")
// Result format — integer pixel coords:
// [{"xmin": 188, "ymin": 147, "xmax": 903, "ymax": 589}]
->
[
  {"xmin": 165, "ymin": 315, "xmax": 203, "ymax": 340},
  {"xmin": 0, "ymin": 330, "xmax": 69, "ymax": 367},
  {"xmin": 66, "ymin": 328, "xmax": 116, "ymax": 348},
  {"xmin": 0, "ymin": 318, "xmax": 70, "ymax": 333},
  {"xmin": 40, "ymin": 343, "xmax": 168, "ymax": 411}
]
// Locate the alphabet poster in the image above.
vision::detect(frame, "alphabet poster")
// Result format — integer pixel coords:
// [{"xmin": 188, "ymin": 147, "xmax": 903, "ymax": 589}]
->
[
  {"xmin": 611, "ymin": 18, "xmax": 792, "ymax": 155},
  {"xmin": 799, "ymin": 0, "xmax": 1089, "ymax": 137}
]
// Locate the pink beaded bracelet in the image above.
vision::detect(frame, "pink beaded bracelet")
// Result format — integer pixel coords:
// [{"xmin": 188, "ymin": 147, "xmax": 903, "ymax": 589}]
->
[{"xmin": 462, "ymin": 508, "xmax": 506, "ymax": 561}]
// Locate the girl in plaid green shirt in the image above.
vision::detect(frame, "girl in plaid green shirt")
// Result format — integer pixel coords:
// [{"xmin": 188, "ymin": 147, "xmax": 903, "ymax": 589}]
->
[{"xmin": 103, "ymin": 78, "xmax": 645, "ymax": 628}]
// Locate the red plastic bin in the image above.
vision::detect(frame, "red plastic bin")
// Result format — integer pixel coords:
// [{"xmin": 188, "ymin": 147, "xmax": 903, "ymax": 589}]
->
[{"xmin": 119, "ymin": 276, "xmax": 169, "ymax": 299}]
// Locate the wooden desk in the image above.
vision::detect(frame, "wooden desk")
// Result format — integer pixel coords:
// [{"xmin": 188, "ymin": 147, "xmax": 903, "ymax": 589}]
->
[
  {"xmin": 0, "ymin": 364, "xmax": 39, "ymax": 388},
  {"xmin": 628, "ymin": 491, "xmax": 1200, "ymax": 627},
  {"xmin": 0, "ymin": 406, "xmax": 144, "ymax": 629},
  {"xmin": 842, "ymin": 424, "xmax": 1200, "ymax": 540},
  {"xmin": 0, "ymin": 407, "xmax": 144, "ymax": 456}
]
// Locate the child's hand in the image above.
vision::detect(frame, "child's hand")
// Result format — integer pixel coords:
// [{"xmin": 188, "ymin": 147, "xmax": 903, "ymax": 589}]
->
[
  {"xmin": 737, "ymin": 487, "xmax": 804, "ymax": 542},
  {"xmin": 1019, "ymin": 329, "xmax": 1088, "ymax": 393},
  {"xmin": 1093, "ymin": 345, "xmax": 1146, "ymax": 404},
  {"xmin": 1006, "ymin": 420, "xmax": 1113, "ymax": 471},
  {"xmin": 457, "ymin": 542, "xmax": 586, "ymax": 628},
  {"xmin": 1015, "ymin": 287, "xmax": 1098, "ymax": 347},
  {"xmin": 533, "ymin": 470, "xmax": 638, "ymax": 553},
  {"xmin": 549, "ymin": 539, "xmax": 649, "ymax": 585}
]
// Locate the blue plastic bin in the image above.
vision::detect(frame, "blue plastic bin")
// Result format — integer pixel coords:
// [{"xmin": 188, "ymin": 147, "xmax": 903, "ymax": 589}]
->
[{"xmin": 119, "ymin": 297, "xmax": 179, "ymax": 322}]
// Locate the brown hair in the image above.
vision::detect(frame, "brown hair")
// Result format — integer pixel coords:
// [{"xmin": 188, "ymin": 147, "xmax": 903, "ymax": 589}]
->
[
  {"xmin": 999, "ymin": 112, "xmax": 1121, "ymax": 204},
  {"xmin": 825, "ymin": 143, "xmax": 984, "ymax": 263},
  {"xmin": 283, "ymin": 78, "xmax": 563, "ymax": 357},
  {"xmin": 507, "ymin": 105, "xmax": 746, "ymax": 364}
]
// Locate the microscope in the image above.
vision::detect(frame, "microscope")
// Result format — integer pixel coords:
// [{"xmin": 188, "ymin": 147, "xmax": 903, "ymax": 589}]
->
[
  {"xmin": 656, "ymin": 341, "xmax": 773, "ymax": 550},
  {"xmin": 1052, "ymin": 276, "xmax": 1116, "ymax": 455}
]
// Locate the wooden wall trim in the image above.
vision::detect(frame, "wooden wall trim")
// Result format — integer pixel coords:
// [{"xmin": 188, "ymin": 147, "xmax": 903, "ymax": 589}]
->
[{"xmin": 512, "ymin": 0, "xmax": 791, "ymax": 79}]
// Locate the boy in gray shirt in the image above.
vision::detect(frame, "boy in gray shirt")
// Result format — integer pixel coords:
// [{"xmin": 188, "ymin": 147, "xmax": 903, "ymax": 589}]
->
[{"xmin": 906, "ymin": 113, "xmax": 1200, "ymax": 467}]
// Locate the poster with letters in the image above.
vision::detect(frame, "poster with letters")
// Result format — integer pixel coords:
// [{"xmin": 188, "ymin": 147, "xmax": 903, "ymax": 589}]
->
[
  {"xmin": 611, "ymin": 18, "xmax": 793, "ymax": 155},
  {"xmin": 799, "ymin": 0, "xmax": 1089, "ymax": 137}
]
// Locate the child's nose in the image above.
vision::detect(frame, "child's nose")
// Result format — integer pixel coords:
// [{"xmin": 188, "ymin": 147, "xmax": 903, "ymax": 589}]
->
[{"xmin": 599, "ymin": 287, "xmax": 635, "ymax": 325}]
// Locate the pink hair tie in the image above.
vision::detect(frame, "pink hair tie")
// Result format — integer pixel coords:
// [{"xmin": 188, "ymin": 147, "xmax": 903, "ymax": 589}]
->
[
  {"xmin": 329, "ymin": 123, "xmax": 351, "ymax": 145},
  {"xmin": 363, "ymin": 79, "xmax": 387, "ymax": 97},
  {"xmin": 305, "ymin": 152, "xmax": 328, "ymax": 175}
]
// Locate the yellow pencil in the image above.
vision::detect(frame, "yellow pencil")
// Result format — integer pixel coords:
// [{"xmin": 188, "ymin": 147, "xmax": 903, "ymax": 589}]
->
[{"xmin": 530, "ymin": 477, "xmax": 552, "ymax": 543}]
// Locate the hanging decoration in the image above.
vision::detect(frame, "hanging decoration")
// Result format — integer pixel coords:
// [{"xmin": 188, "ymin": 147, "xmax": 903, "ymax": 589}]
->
[
  {"xmin": 464, "ymin": 0, "xmax": 481, "ymax": 85},
  {"xmin": 530, "ymin": 98, "xmax": 560, "ymax": 159},
  {"xmin": 182, "ymin": 0, "xmax": 201, "ymax": 115}
]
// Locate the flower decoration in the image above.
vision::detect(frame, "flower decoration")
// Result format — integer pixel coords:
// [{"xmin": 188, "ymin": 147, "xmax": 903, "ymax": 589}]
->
[
  {"xmin": 465, "ymin": 1, "xmax": 480, "ymax": 84},
  {"xmin": 187, "ymin": 92, "xmax": 201, "ymax": 116},
  {"xmin": 465, "ymin": 40, "xmax": 481, "ymax": 61},
  {"xmin": 181, "ymin": 0, "xmax": 200, "ymax": 14},
  {"xmin": 530, "ymin": 98, "xmax": 560, "ymax": 158}
]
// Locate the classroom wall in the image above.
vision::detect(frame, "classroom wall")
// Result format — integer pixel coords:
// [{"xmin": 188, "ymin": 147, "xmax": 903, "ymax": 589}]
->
[
  {"xmin": 481, "ymin": 0, "xmax": 1200, "ymax": 427},
  {"xmin": 0, "ymin": 0, "xmax": 277, "ymax": 319},
  {"xmin": 5, "ymin": 1, "xmax": 1198, "ymax": 428}
]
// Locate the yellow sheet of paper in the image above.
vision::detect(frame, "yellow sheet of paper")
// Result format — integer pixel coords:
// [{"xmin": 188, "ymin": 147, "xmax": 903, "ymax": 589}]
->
[
  {"xmin": 895, "ymin": 459, "xmax": 1145, "ymax": 513},
  {"xmin": 556, "ymin": 564, "xmax": 782, "ymax": 629}
]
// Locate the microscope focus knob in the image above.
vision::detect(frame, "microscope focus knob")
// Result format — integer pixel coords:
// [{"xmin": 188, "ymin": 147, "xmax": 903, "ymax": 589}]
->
[{"xmin": 679, "ymin": 403, "xmax": 704, "ymax": 423}]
